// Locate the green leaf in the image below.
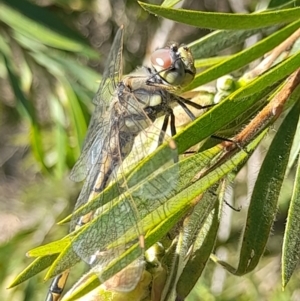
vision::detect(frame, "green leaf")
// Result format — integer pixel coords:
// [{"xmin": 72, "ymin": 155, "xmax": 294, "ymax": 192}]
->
[
  {"xmin": 2, "ymin": 51, "xmax": 49, "ymax": 172},
  {"xmin": 14, "ymin": 32, "xmax": 100, "ymax": 91},
  {"xmin": 189, "ymin": 28, "xmax": 274, "ymax": 59},
  {"xmin": 2, "ymin": 53, "xmax": 34, "ymax": 121},
  {"xmin": 282, "ymin": 144, "xmax": 300, "ymax": 287},
  {"xmin": 176, "ymin": 183, "xmax": 223, "ymax": 299},
  {"xmin": 0, "ymin": 0, "xmax": 97, "ymax": 57},
  {"xmin": 139, "ymin": 2, "xmax": 300, "ymax": 29},
  {"xmin": 60, "ymin": 140, "xmax": 220, "ymax": 225},
  {"xmin": 163, "ymin": 184, "xmax": 221, "ymax": 300},
  {"xmin": 161, "ymin": 0, "xmax": 182, "ymax": 7},
  {"xmin": 288, "ymin": 108, "xmax": 300, "ymax": 170},
  {"xmin": 8, "ymin": 255, "xmax": 58, "ymax": 288},
  {"xmin": 194, "ymin": 56, "xmax": 231, "ymax": 68},
  {"xmin": 49, "ymin": 95, "xmax": 68, "ymax": 178},
  {"xmin": 58, "ymin": 130, "xmax": 264, "ymax": 299},
  {"xmin": 44, "ymin": 243, "xmax": 81, "ymax": 280},
  {"xmin": 186, "ymin": 20, "xmax": 300, "ymax": 91},
  {"xmin": 268, "ymin": 0, "xmax": 297, "ymax": 9},
  {"xmin": 27, "ymin": 237, "xmax": 71, "ymax": 257},
  {"xmin": 177, "ymin": 88, "xmax": 275, "ymax": 153},
  {"xmin": 224, "ymin": 100, "xmax": 300, "ymax": 275},
  {"xmin": 63, "ymin": 81, "xmax": 88, "ymax": 156},
  {"xmin": 116, "ymin": 85, "xmax": 275, "ymax": 198},
  {"xmin": 61, "ymin": 272, "xmax": 100, "ymax": 301}
]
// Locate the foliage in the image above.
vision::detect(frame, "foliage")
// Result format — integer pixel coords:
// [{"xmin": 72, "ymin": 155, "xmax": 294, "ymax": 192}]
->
[{"xmin": 1, "ymin": 0, "xmax": 300, "ymax": 301}]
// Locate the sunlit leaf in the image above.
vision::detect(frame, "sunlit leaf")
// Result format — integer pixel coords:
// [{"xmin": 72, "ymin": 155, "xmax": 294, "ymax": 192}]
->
[
  {"xmin": 189, "ymin": 27, "xmax": 275, "ymax": 59},
  {"xmin": 9, "ymin": 255, "xmax": 58, "ymax": 288},
  {"xmin": 139, "ymin": 2, "xmax": 300, "ymax": 29},
  {"xmin": 186, "ymin": 20, "xmax": 300, "ymax": 91},
  {"xmin": 282, "ymin": 145, "xmax": 300, "ymax": 287},
  {"xmin": 28, "ymin": 237, "xmax": 72, "ymax": 257},
  {"xmin": 214, "ymin": 100, "xmax": 300, "ymax": 275}
]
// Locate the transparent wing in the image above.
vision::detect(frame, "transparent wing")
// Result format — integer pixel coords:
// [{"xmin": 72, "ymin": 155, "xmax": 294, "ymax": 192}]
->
[
  {"xmin": 94, "ymin": 26, "xmax": 124, "ymax": 107},
  {"xmin": 70, "ymin": 26, "xmax": 124, "ymax": 182},
  {"xmin": 69, "ymin": 112, "xmax": 116, "ymax": 231},
  {"xmin": 69, "ymin": 106, "xmax": 108, "ymax": 183},
  {"xmin": 71, "ymin": 88, "xmax": 179, "ymax": 293},
  {"xmin": 69, "ymin": 30, "xmax": 184, "ymax": 294}
]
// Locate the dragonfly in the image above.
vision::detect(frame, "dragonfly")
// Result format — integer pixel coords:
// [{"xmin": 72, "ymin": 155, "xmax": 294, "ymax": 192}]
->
[{"xmin": 46, "ymin": 26, "xmax": 211, "ymax": 301}]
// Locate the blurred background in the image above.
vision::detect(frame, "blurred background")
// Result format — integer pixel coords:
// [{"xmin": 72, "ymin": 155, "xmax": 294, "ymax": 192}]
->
[{"xmin": 1, "ymin": 0, "xmax": 300, "ymax": 300}]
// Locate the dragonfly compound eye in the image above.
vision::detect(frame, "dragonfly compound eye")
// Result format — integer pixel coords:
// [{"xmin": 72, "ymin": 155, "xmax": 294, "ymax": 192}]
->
[
  {"xmin": 151, "ymin": 48, "xmax": 173, "ymax": 72},
  {"xmin": 151, "ymin": 45, "xmax": 196, "ymax": 87}
]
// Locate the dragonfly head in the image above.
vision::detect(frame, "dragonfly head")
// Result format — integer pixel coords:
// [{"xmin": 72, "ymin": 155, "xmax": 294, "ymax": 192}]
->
[{"xmin": 150, "ymin": 44, "xmax": 196, "ymax": 87}]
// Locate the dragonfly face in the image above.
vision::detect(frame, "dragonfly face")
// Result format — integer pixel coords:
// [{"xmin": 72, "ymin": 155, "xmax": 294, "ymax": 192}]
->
[
  {"xmin": 46, "ymin": 26, "xmax": 202, "ymax": 301},
  {"xmin": 120, "ymin": 43, "xmax": 197, "ymax": 136},
  {"xmin": 150, "ymin": 44, "xmax": 196, "ymax": 87}
]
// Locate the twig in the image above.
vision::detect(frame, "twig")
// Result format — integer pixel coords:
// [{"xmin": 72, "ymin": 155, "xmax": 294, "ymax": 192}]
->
[{"xmin": 246, "ymin": 28, "xmax": 300, "ymax": 79}]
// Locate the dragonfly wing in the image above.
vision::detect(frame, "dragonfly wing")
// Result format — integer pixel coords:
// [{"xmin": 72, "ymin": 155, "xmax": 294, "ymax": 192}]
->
[
  {"xmin": 69, "ymin": 110, "xmax": 117, "ymax": 231},
  {"xmin": 71, "ymin": 107, "xmax": 180, "ymax": 290},
  {"xmin": 70, "ymin": 27, "xmax": 124, "ymax": 182},
  {"xmin": 93, "ymin": 254, "xmax": 145, "ymax": 292},
  {"xmin": 93, "ymin": 26, "xmax": 124, "ymax": 108},
  {"xmin": 69, "ymin": 107, "xmax": 109, "ymax": 182}
]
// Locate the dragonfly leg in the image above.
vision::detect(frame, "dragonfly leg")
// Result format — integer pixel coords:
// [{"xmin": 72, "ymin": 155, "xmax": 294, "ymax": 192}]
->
[
  {"xmin": 210, "ymin": 190, "xmax": 242, "ymax": 212},
  {"xmin": 174, "ymin": 96, "xmax": 247, "ymax": 154},
  {"xmin": 178, "ymin": 96, "xmax": 215, "ymax": 110},
  {"xmin": 211, "ymin": 135, "xmax": 248, "ymax": 153},
  {"xmin": 169, "ymin": 108, "xmax": 176, "ymax": 137},
  {"xmin": 158, "ymin": 111, "xmax": 170, "ymax": 145},
  {"xmin": 175, "ymin": 97, "xmax": 197, "ymax": 121},
  {"xmin": 174, "ymin": 95, "xmax": 215, "ymax": 121}
]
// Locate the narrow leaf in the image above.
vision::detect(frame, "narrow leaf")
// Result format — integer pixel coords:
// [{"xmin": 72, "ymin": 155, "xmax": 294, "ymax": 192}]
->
[
  {"xmin": 186, "ymin": 20, "xmax": 300, "ymax": 91},
  {"xmin": 282, "ymin": 137, "xmax": 300, "ymax": 287},
  {"xmin": 236, "ymin": 100, "xmax": 300, "ymax": 274},
  {"xmin": 9, "ymin": 254, "xmax": 58, "ymax": 288},
  {"xmin": 139, "ymin": 2, "xmax": 300, "ymax": 29},
  {"xmin": 189, "ymin": 27, "xmax": 276, "ymax": 58},
  {"xmin": 27, "ymin": 237, "xmax": 71, "ymax": 257},
  {"xmin": 176, "ymin": 185, "xmax": 223, "ymax": 299},
  {"xmin": 0, "ymin": 0, "xmax": 97, "ymax": 56}
]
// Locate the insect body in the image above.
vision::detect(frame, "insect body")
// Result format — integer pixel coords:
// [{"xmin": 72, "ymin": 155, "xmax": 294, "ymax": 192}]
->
[{"xmin": 46, "ymin": 26, "xmax": 203, "ymax": 301}]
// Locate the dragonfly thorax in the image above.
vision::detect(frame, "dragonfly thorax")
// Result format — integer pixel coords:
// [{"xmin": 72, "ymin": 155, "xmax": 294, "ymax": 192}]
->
[{"xmin": 122, "ymin": 68, "xmax": 167, "ymax": 109}]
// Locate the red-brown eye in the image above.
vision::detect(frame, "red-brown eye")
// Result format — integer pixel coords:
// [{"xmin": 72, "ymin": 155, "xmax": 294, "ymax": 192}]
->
[{"xmin": 151, "ymin": 48, "xmax": 172, "ymax": 70}]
